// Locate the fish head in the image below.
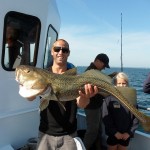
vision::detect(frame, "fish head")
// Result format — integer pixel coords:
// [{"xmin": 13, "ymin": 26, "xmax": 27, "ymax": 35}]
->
[{"xmin": 15, "ymin": 65, "xmax": 49, "ymax": 98}]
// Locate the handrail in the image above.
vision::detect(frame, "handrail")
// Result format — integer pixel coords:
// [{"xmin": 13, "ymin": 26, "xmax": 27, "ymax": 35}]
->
[
  {"xmin": 0, "ymin": 107, "xmax": 39, "ymax": 119},
  {"xmin": 138, "ymin": 105, "xmax": 150, "ymax": 111}
]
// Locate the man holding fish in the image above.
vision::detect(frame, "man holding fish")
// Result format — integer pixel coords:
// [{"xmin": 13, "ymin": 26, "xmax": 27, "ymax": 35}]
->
[
  {"xmin": 16, "ymin": 40, "xmax": 150, "ymax": 150},
  {"xmin": 26, "ymin": 39, "xmax": 98, "ymax": 150}
]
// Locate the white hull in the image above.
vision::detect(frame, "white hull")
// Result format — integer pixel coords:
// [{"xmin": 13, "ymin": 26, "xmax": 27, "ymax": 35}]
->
[
  {"xmin": 0, "ymin": 109, "xmax": 39, "ymax": 149},
  {"xmin": 128, "ymin": 131, "xmax": 150, "ymax": 150}
]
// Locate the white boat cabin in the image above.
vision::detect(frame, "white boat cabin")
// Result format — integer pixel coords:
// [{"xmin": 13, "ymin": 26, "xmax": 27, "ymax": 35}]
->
[{"xmin": 0, "ymin": 0, "xmax": 60, "ymax": 149}]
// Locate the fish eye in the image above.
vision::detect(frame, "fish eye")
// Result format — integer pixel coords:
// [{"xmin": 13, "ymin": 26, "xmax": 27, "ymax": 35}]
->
[{"xmin": 25, "ymin": 69, "xmax": 30, "ymax": 73}]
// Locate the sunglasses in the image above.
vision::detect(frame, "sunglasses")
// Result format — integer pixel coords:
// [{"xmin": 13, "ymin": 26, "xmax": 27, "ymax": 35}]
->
[{"xmin": 53, "ymin": 46, "xmax": 69, "ymax": 53}]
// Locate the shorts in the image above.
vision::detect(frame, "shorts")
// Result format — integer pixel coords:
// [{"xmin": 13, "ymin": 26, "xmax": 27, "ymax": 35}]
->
[
  {"xmin": 107, "ymin": 135, "xmax": 130, "ymax": 146},
  {"xmin": 36, "ymin": 132, "xmax": 77, "ymax": 150}
]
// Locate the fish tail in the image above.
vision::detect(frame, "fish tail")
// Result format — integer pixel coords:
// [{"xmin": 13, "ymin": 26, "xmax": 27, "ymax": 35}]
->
[{"xmin": 106, "ymin": 85, "xmax": 150, "ymax": 130}]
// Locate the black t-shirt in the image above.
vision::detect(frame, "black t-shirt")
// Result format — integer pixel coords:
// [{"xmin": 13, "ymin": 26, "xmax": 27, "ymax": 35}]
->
[
  {"xmin": 39, "ymin": 100, "xmax": 77, "ymax": 136},
  {"xmin": 39, "ymin": 66, "xmax": 77, "ymax": 136}
]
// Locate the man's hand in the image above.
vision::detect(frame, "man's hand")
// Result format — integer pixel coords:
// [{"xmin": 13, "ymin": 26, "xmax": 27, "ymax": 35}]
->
[{"xmin": 76, "ymin": 84, "xmax": 98, "ymax": 108}]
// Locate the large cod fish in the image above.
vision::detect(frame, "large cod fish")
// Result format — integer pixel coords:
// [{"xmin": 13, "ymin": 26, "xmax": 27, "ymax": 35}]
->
[{"xmin": 15, "ymin": 65, "xmax": 150, "ymax": 132}]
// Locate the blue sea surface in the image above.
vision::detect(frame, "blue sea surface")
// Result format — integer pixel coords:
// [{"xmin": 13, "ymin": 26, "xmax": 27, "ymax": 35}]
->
[{"xmin": 77, "ymin": 66, "xmax": 150, "ymax": 114}]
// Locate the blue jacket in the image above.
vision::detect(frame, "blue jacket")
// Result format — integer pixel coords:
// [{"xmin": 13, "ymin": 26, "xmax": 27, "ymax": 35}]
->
[{"xmin": 102, "ymin": 95, "xmax": 139, "ymax": 137}]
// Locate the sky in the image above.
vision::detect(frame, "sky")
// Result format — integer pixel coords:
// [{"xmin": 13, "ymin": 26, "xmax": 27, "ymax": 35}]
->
[{"xmin": 56, "ymin": 0, "xmax": 150, "ymax": 68}]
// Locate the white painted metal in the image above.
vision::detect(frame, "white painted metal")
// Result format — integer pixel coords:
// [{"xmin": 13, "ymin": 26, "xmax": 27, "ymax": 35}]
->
[
  {"xmin": 0, "ymin": 145, "xmax": 14, "ymax": 150},
  {"xmin": 128, "ymin": 131, "xmax": 150, "ymax": 150},
  {"xmin": 0, "ymin": 0, "xmax": 60, "ymax": 149}
]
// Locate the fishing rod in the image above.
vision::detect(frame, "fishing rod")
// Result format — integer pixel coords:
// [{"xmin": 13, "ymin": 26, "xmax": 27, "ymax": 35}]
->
[
  {"xmin": 120, "ymin": 14, "xmax": 150, "ymax": 112},
  {"xmin": 121, "ymin": 13, "xmax": 123, "ymax": 72}
]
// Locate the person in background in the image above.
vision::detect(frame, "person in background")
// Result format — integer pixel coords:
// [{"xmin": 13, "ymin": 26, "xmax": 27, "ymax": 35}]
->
[
  {"xmin": 102, "ymin": 72, "xmax": 139, "ymax": 150},
  {"xmin": 83, "ymin": 53, "xmax": 115, "ymax": 150},
  {"xmin": 27, "ymin": 39, "xmax": 99, "ymax": 150},
  {"xmin": 143, "ymin": 73, "xmax": 150, "ymax": 93}
]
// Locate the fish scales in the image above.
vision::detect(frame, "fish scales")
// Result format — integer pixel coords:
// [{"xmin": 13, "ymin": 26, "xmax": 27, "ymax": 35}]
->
[
  {"xmin": 49, "ymin": 74, "xmax": 146, "ymax": 122},
  {"xmin": 46, "ymin": 68, "xmax": 112, "ymax": 101},
  {"xmin": 15, "ymin": 65, "xmax": 150, "ymax": 132}
]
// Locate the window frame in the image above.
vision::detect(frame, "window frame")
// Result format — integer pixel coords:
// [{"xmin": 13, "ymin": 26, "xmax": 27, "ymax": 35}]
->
[{"xmin": 1, "ymin": 11, "xmax": 41, "ymax": 71}]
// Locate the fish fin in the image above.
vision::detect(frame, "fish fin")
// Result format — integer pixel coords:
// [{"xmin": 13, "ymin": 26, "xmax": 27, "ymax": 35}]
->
[
  {"xmin": 82, "ymin": 69, "xmax": 112, "ymax": 83},
  {"xmin": 49, "ymin": 93, "xmax": 59, "ymax": 100},
  {"xmin": 63, "ymin": 68, "xmax": 77, "ymax": 75},
  {"xmin": 39, "ymin": 98, "xmax": 49, "ymax": 111},
  {"xmin": 40, "ymin": 95, "xmax": 66, "ymax": 111},
  {"xmin": 58, "ymin": 101, "xmax": 66, "ymax": 111},
  {"xmin": 54, "ymin": 94, "xmax": 66, "ymax": 111}
]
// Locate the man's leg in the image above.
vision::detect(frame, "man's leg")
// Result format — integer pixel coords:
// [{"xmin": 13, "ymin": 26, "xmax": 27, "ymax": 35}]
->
[{"xmin": 83, "ymin": 108, "xmax": 102, "ymax": 150}]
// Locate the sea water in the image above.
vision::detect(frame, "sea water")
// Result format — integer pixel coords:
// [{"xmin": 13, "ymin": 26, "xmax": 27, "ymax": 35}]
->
[{"xmin": 77, "ymin": 66, "xmax": 150, "ymax": 132}]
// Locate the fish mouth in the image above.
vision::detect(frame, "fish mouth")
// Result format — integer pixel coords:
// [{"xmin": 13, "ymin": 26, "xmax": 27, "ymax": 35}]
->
[
  {"xmin": 16, "ymin": 76, "xmax": 47, "ymax": 98},
  {"xmin": 19, "ymin": 86, "xmax": 39, "ymax": 98},
  {"xmin": 18, "ymin": 82, "xmax": 45, "ymax": 98},
  {"xmin": 15, "ymin": 73, "xmax": 37, "ymax": 90},
  {"xmin": 16, "ymin": 78, "xmax": 24, "ymax": 87}
]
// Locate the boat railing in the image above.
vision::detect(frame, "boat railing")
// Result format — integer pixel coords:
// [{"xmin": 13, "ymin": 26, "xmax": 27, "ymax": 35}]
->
[{"xmin": 138, "ymin": 105, "xmax": 150, "ymax": 111}]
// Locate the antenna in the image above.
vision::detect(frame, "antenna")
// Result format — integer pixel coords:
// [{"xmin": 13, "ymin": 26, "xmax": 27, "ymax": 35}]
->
[{"xmin": 121, "ymin": 13, "xmax": 123, "ymax": 71}]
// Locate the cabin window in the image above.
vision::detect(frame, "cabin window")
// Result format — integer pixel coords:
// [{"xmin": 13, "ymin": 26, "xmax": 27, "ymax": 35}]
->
[
  {"xmin": 43, "ymin": 25, "xmax": 58, "ymax": 68},
  {"xmin": 2, "ymin": 11, "xmax": 41, "ymax": 71}
]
